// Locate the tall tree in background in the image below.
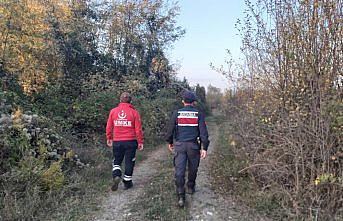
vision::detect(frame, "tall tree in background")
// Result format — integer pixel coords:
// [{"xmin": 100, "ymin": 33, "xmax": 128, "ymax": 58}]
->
[
  {"xmin": 103, "ymin": 0, "xmax": 184, "ymax": 91},
  {"xmin": 0, "ymin": 0, "xmax": 186, "ymax": 121},
  {"xmin": 194, "ymin": 83, "xmax": 210, "ymax": 114},
  {"xmin": 206, "ymin": 85, "xmax": 222, "ymax": 110},
  {"xmin": 48, "ymin": 0, "xmax": 100, "ymax": 99},
  {"xmin": 0, "ymin": 0, "xmax": 70, "ymax": 94},
  {"xmin": 195, "ymin": 84, "xmax": 206, "ymax": 104},
  {"xmin": 1, "ymin": 0, "xmax": 184, "ymax": 97}
]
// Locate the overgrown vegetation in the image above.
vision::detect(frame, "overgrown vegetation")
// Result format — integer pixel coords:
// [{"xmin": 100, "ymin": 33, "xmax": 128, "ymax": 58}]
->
[
  {"xmin": 0, "ymin": 0, "xmax": 200, "ymax": 219},
  {"xmin": 213, "ymin": 0, "xmax": 342, "ymax": 220},
  {"xmin": 212, "ymin": 117, "xmax": 287, "ymax": 220}
]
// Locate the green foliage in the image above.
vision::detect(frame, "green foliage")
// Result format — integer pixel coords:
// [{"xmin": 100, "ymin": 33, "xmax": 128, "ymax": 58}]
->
[
  {"xmin": 206, "ymin": 85, "xmax": 222, "ymax": 110},
  {"xmin": 0, "ymin": 117, "xmax": 31, "ymax": 171},
  {"xmin": 41, "ymin": 160, "xmax": 65, "ymax": 190},
  {"xmin": 105, "ymin": 0, "xmax": 185, "ymax": 77},
  {"xmin": 135, "ymin": 89, "xmax": 180, "ymax": 142},
  {"xmin": 71, "ymin": 91, "xmax": 119, "ymax": 134},
  {"xmin": 0, "ymin": 108, "xmax": 72, "ymax": 172},
  {"xmin": 31, "ymin": 84, "xmax": 71, "ymax": 124},
  {"xmin": 0, "ymin": 0, "xmax": 70, "ymax": 94},
  {"xmin": 194, "ymin": 84, "xmax": 211, "ymax": 115},
  {"xmin": 326, "ymin": 100, "xmax": 343, "ymax": 137},
  {"xmin": 0, "ymin": 106, "xmax": 87, "ymax": 219},
  {"xmin": 0, "ymin": 79, "xmax": 33, "ymax": 112}
]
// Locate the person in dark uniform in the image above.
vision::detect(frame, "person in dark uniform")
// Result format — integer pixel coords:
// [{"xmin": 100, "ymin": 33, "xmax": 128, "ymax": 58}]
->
[{"xmin": 165, "ymin": 90, "xmax": 210, "ymax": 207}]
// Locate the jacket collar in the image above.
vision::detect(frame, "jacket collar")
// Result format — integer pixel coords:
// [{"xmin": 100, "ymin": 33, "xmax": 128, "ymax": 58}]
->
[
  {"xmin": 184, "ymin": 104, "xmax": 194, "ymax": 107},
  {"xmin": 119, "ymin": 102, "xmax": 134, "ymax": 109}
]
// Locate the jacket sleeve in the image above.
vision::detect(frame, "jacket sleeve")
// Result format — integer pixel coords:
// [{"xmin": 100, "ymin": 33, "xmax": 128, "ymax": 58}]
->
[
  {"xmin": 106, "ymin": 110, "xmax": 114, "ymax": 140},
  {"xmin": 198, "ymin": 112, "xmax": 210, "ymax": 150},
  {"xmin": 164, "ymin": 110, "xmax": 178, "ymax": 144},
  {"xmin": 134, "ymin": 110, "xmax": 144, "ymax": 144}
]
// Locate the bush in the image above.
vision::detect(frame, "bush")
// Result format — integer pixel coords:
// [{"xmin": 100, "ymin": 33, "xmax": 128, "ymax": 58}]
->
[
  {"xmin": 71, "ymin": 90, "xmax": 119, "ymax": 135},
  {"xmin": 0, "ymin": 105, "xmax": 82, "ymax": 219},
  {"xmin": 134, "ymin": 88, "xmax": 180, "ymax": 141},
  {"xmin": 69, "ymin": 86, "xmax": 181, "ymax": 143}
]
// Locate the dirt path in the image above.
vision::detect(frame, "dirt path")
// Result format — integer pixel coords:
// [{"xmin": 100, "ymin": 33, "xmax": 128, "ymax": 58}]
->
[
  {"xmin": 93, "ymin": 146, "xmax": 169, "ymax": 221},
  {"xmin": 94, "ymin": 121, "xmax": 269, "ymax": 221},
  {"xmin": 187, "ymin": 122, "xmax": 269, "ymax": 221}
]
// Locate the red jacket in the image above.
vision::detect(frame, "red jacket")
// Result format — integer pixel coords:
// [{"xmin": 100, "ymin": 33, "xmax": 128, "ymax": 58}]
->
[{"xmin": 106, "ymin": 103, "xmax": 144, "ymax": 144}]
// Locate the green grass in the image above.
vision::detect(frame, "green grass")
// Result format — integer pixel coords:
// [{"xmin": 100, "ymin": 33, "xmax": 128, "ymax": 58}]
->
[
  {"xmin": 130, "ymin": 157, "xmax": 189, "ymax": 221},
  {"xmin": 42, "ymin": 144, "xmax": 113, "ymax": 221}
]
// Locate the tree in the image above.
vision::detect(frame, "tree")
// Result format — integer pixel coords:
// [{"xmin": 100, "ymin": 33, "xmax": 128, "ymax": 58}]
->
[
  {"xmin": 104, "ymin": 0, "xmax": 184, "ymax": 80},
  {"xmin": 0, "ymin": 0, "xmax": 66, "ymax": 94},
  {"xmin": 195, "ymin": 84, "xmax": 206, "ymax": 104},
  {"xmin": 195, "ymin": 84, "xmax": 210, "ymax": 114},
  {"xmin": 47, "ymin": 0, "xmax": 99, "ymax": 98},
  {"xmin": 206, "ymin": 85, "xmax": 222, "ymax": 109}
]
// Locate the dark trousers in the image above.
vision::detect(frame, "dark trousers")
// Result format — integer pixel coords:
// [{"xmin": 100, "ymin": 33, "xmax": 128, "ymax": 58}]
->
[
  {"xmin": 112, "ymin": 140, "xmax": 137, "ymax": 185},
  {"xmin": 174, "ymin": 141, "xmax": 200, "ymax": 195}
]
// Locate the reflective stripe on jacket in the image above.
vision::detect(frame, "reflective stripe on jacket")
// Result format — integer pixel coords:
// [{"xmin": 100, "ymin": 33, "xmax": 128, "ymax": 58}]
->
[{"xmin": 165, "ymin": 105, "xmax": 210, "ymax": 150}]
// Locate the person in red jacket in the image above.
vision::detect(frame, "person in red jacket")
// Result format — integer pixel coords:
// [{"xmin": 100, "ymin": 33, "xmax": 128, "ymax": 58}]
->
[{"xmin": 106, "ymin": 92, "xmax": 144, "ymax": 191}]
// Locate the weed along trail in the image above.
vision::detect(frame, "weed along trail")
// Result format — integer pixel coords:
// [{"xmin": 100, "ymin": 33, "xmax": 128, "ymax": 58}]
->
[
  {"xmin": 93, "ymin": 146, "xmax": 169, "ymax": 221},
  {"xmin": 188, "ymin": 121, "xmax": 269, "ymax": 221}
]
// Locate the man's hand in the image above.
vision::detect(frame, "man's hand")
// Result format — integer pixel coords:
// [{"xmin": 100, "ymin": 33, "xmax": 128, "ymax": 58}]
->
[
  {"xmin": 168, "ymin": 143, "xmax": 174, "ymax": 152},
  {"xmin": 138, "ymin": 143, "xmax": 144, "ymax": 151},
  {"xmin": 107, "ymin": 140, "xmax": 113, "ymax": 147},
  {"xmin": 200, "ymin": 150, "xmax": 207, "ymax": 159}
]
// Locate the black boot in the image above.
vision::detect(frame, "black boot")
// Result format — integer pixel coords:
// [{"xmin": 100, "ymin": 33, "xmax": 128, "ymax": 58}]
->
[
  {"xmin": 111, "ymin": 176, "xmax": 121, "ymax": 191},
  {"xmin": 123, "ymin": 180, "xmax": 133, "ymax": 190},
  {"xmin": 178, "ymin": 194, "xmax": 185, "ymax": 208},
  {"xmin": 186, "ymin": 186, "xmax": 195, "ymax": 195}
]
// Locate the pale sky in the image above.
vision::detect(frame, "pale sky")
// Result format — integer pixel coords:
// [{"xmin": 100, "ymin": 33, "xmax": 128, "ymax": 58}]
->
[{"xmin": 169, "ymin": 0, "xmax": 247, "ymax": 91}]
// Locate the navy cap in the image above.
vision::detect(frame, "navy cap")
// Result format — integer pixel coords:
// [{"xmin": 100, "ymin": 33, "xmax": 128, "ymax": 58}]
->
[{"xmin": 182, "ymin": 90, "xmax": 197, "ymax": 103}]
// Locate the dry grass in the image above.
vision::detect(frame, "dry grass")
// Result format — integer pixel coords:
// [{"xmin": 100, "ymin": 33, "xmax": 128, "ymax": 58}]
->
[{"xmin": 210, "ymin": 122, "xmax": 286, "ymax": 220}]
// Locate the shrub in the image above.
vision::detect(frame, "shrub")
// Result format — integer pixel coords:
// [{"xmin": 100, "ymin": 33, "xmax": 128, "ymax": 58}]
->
[
  {"xmin": 0, "ymin": 102, "xmax": 78, "ymax": 210},
  {"xmin": 71, "ymin": 90, "xmax": 119, "ymax": 135},
  {"xmin": 41, "ymin": 160, "xmax": 65, "ymax": 190}
]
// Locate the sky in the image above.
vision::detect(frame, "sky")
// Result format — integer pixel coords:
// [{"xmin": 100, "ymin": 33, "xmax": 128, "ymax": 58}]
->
[{"xmin": 169, "ymin": 0, "xmax": 247, "ymax": 91}]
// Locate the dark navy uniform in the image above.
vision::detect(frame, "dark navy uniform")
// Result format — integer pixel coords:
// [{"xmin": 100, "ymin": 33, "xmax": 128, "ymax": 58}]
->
[{"xmin": 165, "ymin": 103, "xmax": 210, "ymax": 196}]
